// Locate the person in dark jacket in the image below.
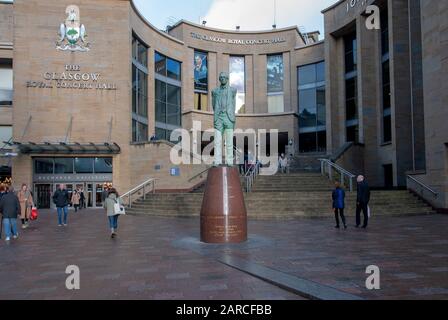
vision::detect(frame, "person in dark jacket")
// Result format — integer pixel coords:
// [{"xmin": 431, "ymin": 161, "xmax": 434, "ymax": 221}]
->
[
  {"xmin": 356, "ymin": 175, "xmax": 371, "ymax": 228},
  {"xmin": 0, "ymin": 187, "xmax": 21, "ymax": 242},
  {"xmin": 53, "ymin": 184, "xmax": 70, "ymax": 227},
  {"xmin": 332, "ymin": 182, "xmax": 347, "ymax": 229}
]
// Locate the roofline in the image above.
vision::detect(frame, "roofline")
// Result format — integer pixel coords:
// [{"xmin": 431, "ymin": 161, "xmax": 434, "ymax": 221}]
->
[
  {"xmin": 0, "ymin": 1, "xmax": 13, "ymax": 5},
  {"xmin": 130, "ymin": 0, "xmax": 184, "ymax": 45},
  {"xmin": 169, "ymin": 19, "xmax": 304, "ymax": 37},
  {"xmin": 294, "ymin": 39, "xmax": 325, "ymax": 50},
  {"xmin": 321, "ymin": 0, "xmax": 345, "ymax": 14}
]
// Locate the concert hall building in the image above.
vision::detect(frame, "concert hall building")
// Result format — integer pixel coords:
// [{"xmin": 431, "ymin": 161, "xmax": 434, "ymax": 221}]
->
[{"xmin": 0, "ymin": 0, "xmax": 446, "ymax": 210}]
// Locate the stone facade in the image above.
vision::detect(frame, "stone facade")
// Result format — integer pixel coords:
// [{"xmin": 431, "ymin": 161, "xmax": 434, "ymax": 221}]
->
[{"xmin": 0, "ymin": 0, "xmax": 446, "ymax": 208}]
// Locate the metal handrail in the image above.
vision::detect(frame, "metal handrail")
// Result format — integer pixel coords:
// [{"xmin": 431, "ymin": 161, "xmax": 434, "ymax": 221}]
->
[
  {"xmin": 120, "ymin": 178, "xmax": 157, "ymax": 208},
  {"xmin": 319, "ymin": 159, "xmax": 356, "ymax": 192},
  {"xmin": 406, "ymin": 175, "xmax": 438, "ymax": 198},
  {"xmin": 244, "ymin": 161, "xmax": 261, "ymax": 193}
]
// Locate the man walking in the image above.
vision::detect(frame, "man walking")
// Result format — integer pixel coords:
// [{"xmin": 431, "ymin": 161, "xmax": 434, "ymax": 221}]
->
[
  {"xmin": 356, "ymin": 175, "xmax": 371, "ymax": 229},
  {"xmin": 53, "ymin": 184, "xmax": 70, "ymax": 227},
  {"xmin": 0, "ymin": 187, "xmax": 21, "ymax": 242}
]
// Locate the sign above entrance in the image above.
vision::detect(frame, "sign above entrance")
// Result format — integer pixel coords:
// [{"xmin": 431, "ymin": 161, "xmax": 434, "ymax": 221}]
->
[
  {"xmin": 26, "ymin": 65, "xmax": 117, "ymax": 91},
  {"xmin": 56, "ymin": 5, "xmax": 90, "ymax": 52},
  {"xmin": 190, "ymin": 32, "xmax": 286, "ymax": 46}
]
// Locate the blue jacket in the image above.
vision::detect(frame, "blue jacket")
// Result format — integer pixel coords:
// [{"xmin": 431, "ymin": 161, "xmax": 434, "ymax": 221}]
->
[{"xmin": 332, "ymin": 187, "xmax": 345, "ymax": 209}]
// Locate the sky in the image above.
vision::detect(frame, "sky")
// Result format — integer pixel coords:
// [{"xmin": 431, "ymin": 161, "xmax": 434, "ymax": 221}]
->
[{"xmin": 133, "ymin": 0, "xmax": 336, "ymax": 40}]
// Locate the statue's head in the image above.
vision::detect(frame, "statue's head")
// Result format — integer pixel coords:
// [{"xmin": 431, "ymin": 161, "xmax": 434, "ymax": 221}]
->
[{"xmin": 219, "ymin": 72, "xmax": 229, "ymax": 86}]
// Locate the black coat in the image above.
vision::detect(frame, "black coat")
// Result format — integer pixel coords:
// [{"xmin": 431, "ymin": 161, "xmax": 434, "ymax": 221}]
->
[
  {"xmin": 357, "ymin": 181, "xmax": 371, "ymax": 204},
  {"xmin": 53, "ymin": 189, "xmax": 70, "ymax": 208},
  {"xmin": 0, "ymin": 192, "xmax": 21, "ymax": 219}
]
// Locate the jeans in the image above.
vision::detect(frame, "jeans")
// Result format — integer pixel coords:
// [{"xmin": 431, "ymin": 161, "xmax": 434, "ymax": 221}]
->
[
  {"xmin": 57, "ymin": 206, "xmax": 69, "ymax": 225},
  {"xmin": 108, "ymin": 215, "xmax": 119, "ymax": 230},
  {"xmin": 3, "ymin": 218, "xmax": 18, "ymax": 239}
]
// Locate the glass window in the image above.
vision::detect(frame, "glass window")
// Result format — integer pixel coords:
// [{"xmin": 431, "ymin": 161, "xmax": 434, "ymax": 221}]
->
[
  {"xmin": 35, "ymin": 158, "xmax": 54, "ymax": 174},
  {"xmin": 75, "ymin": 158, "xmax": 94, "ymax": 174},
  {"xmin": 194, "ymin": 51, "xmax": 208, "ymax": 91},
  {"xmin": 381, "ymin": 10, "xmax": 389, "ymax": 56},
  {"xmin": 155, "ymin": 80, "xmax": 166, "ymax": 103},
  {"xmin": 156, "ymin": 100, "xmax": 166, "ymax": 123},
  {"xmin": 0, "ymin": 125, "xmax": 12, "ymax": 145},
  {"xmin": 167, "ymin": 84, "xmax": 181, "ymax": 106},
  {"xmin": 194, "ymin": 92, "xmax": 208, "ymax": 111},
  {"xmin": 167, "ymin": 58, "xmax": 181, "ymax": 81},
  {"xmin": 155, "ymin": 127, "xmax": 167, "ymax": 141},
  {"xmin": 155, "ymin": 52, "xmax": 166, "ymax": 76},
  {"xmin": 54, "ymin": 158, "xmax": 74, "ymax": 174},
  {"xmin": 132, "ymin": 36, "xmax": 149, "ymax": 142},
  {"xmin": 298, "ymin": 61, "xmax": 326, "ymax": 153},
  {"xmin": 132, "ymin": 36, "xmax": 147, "ymax": 67},
  {"xmin": 167, "ymin": 103, "xmax": 181, "ymax": 126},
  {"xmin": 229, "ymin": 56, "xmax": 246, "ymax": 114},
  {"xmin": 94, "ymin": 158, "xmax": 113, "ymax": 174},
  {"xmin": 268, "ymin": 95, "xmax": 284, "ymax": 113},
  {"xmin": 298, "ymin": 64, "xmax": 316, "ymax": 86},
  {"xmin": 383, "ymin": 115, "xmax": 392, "ymax": 143},
  {"xmin": 267, "ymin": 54, "xmax": 284, "ymax": 93},
  {"xmin": 346, "ymin": 125, "xmax": 359, "ymax": 143},
  {"xmin": 344, "ymin": 32, "xmax": 357, "ymax": 73},
  {"xmin": 316, "ymin": 62, "xmax": 325, "ymax": 83},
  {"xmin": 0, "ymin": 62, "xmax": 13, "ymax": 106}
]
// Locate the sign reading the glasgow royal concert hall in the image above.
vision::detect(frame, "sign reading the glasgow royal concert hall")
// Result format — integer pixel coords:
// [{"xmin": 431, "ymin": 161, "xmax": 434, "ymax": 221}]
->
[
  {"xmin": 26, "ymin": 65, "xmax": 117, "ymax": 91},
  {"xmin": 191, "ymin": 32, "xmax": 286, "ymax": 45}
]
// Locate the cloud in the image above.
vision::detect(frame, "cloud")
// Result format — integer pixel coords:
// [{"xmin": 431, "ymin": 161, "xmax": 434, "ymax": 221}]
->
[{"xmin": 204, "ymin": 0, "xmax": 335, "ymax": 37}]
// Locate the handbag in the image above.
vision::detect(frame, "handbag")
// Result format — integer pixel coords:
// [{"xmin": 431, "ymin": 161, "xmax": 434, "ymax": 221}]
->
[
  {"xmin": 113, "ymin": 200, "xmax": 126, "ymax": 215},
  {"xmin": 31, "ymin": 207, "xmax": 39, "ymax": 220}
]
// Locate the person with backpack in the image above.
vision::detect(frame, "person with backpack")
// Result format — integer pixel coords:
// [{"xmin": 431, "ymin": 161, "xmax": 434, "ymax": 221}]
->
[
  {"xmin": 332, "ymin": 182, "xmax": 347, "ymax": 229},
  {"xmin": 103, "ymin": 188, "xmax": 123, "ymax": 239}
]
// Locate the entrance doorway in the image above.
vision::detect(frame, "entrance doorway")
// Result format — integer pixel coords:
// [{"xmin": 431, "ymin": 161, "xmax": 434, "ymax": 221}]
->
[
  {"xmin": 383, "ymin": 164, "xmax": 394, "ymax": 188},
  {"xmin": 35, "ymin": 184, "xmax": 52, "ymax": 209}
]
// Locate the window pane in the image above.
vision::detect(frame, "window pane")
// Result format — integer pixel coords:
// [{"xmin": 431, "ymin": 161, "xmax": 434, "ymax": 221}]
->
[
  {"xmin": 316, "ymin": 62, "xmax": 325, "ymax": 82},
  {"xmin": 155, "ymin": 100, "xmax": 166, "ymax": 123},
  {"xmin": 195, "ymin": 92, "xmax": 208, "ymax": 111},
  {"xmin": 94, "ymin": 158, "xmax": 113, "ymax": 174},
  {"xmin": 137, "ymin": 122, "xmax": 148, "ymax": 142},
  {"xmin": 155, "ymin": 80, "xmax": 166, "ymax": 102},
  {"xmin": 74, "ymin": 158, "xmax": 94, "ymax": 174},
  {"xmin": 317, "ymin": 130, "xmax": 327, "ymax": 152},
  {"xmin": 54, "ymin": 158, "xmax": 74, "ymax": 174},
  {"xmin": 35, "ymin": 158, "xmax": 54, "ymax": 174},
  {"xmin": 0, "ymin": 125, "xmax": 12, "ymax": 144},
  {"xmin": 194, "ymin": 51, "xmax": 208, "ymax": 91},
  {"xmin": 298, "ymin": 64, "xmax": 316, "ymax": 86},
  {"xmin": 167, "ymin": 84, "xmax": 181, "ymax": 106},
  {"xmin": 155, "ymin": 52, "xmax": 166, "ymax": 76},
  {"xmin": 0, "ymin": 66, "xmax": 13, "ymax": 105},
  {"xmin": 268, "ymin": 94, "xmax": 284, "ymax": 113},
  {"xmin": 346, "ymin": 125, "xmax": 359, "ymax": 143},
  {"xmin": 167, "ymin": 58, "xmax": 181, "ymax": 81},
  {"xmin": 299, "ymin": 132, "xmax": 317, "ymax": 153},
  {"xmin": 138, "ymin": 42, "xmax": 147, "ymax": 67},
  {"xmin": 229, "ymin": 56, "xmax": 245, "ymax": 114},
  {"xmin": 132, "ymin": 120, "xmax": 137, "ymax": 142},
  {"xmin": 383, "ymin": 115, "xmax": 392, "ymax": 143},
  {"xmin": 267, "ymin": 54, "xmax": 284, "ymax": 93},
  {"xmin": 317, "ymin": 86, "xmax": 326, "ymax": 126},
  {"xmin": 155, "ymin": 127, "xmax": 166, "ymax": 140},
  {"xmin": 167, "ymin": 103, "xmax": 180, "ymax": 126}
]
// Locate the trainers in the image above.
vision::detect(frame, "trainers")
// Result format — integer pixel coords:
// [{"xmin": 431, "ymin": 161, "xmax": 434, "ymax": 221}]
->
[
  {"xmin": 13, "ymin": 234, "xmax": 18, "ymax": 240},
  {"xmin": 58, "ymin": 224, "xmax": 63, "ymax": 227},
  {"xmin": 21, "ymin": 224, "xmax": 27, "ymax": 229},
  {"xmin": 63, "ymin": 224, "xmax": 68, "ymax": 227},
  {"xmin": 5, "ymin": 237, "xmax": 10, "ymax": 242}
]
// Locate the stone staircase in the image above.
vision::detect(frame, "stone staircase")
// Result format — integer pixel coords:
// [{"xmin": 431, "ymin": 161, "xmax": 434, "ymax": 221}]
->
[{"xmin": 127, "ymin": 172, "xmax": 436, "ymax": 220}]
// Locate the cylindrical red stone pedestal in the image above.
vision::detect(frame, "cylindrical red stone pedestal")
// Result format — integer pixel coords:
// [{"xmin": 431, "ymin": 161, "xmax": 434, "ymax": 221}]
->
[{"xmin": 200, "ymin": 166, "xmax": 248, "ymax": 243}]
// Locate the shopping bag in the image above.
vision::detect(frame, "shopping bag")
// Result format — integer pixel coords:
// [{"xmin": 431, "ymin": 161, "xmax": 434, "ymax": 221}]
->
[
  {"xmin": 31, "ymin": 207, "xmax": 39, "ymax": 221},
  {"xmin": 113, "ymin": 202, "xmax": 126, "ymax": 215}
]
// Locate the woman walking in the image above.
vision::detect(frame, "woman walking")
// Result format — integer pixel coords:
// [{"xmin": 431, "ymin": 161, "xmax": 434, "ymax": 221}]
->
[
  {"xmin": 71, "ymin": 189, "xmax": 80, "ymax": 213},
  {"xmin": 103, "ymin": 188, "xmax": 123, "ymax": 239},
  {"xmin": 332, "ymin": 182, "xmax": 347, "ymax": 229},
  {"xmin": 17, "ymin": 184, "xmax": 34, "ymax": 229}
]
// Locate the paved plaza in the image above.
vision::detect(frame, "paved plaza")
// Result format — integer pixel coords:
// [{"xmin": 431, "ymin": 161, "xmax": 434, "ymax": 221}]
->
[{"xmin": 0, "ymin": 210, "xmax": 447, "ymax": 300}]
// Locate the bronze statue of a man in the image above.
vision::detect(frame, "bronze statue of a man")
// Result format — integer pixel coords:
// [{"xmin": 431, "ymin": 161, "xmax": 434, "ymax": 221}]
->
[{"xmin": 212, "ymin": 72, "xmax": 237, "ymax": 166}]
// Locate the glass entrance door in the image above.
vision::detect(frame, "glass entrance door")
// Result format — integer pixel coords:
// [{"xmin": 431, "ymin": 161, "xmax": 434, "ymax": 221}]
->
[{"xmin": 35, "ymin": 184, "xmax": 52, "ymax": 209}]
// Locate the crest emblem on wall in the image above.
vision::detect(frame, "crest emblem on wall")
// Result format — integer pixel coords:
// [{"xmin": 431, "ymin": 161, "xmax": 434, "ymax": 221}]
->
[{"xmin": 56, "ymin": 5, "xmax": 90, "ymax": 52}]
